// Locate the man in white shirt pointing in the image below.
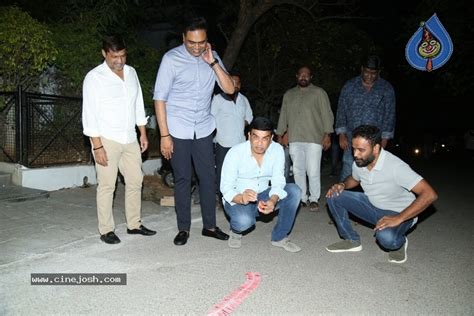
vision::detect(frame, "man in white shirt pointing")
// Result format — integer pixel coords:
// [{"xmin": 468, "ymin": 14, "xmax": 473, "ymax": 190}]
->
[
  {"xmin": 211, "ymin": 71, "xmax": 253, "ymax": 198},
  {"xmin": 82, "ymin": 35, "xmax": 156, "ymax": 244}
]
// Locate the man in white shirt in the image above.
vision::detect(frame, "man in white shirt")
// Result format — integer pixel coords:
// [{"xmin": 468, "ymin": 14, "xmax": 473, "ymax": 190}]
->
[
  {"xmin": 82, "ymin": 35, "xmax": 156, "ymax": 244},
  {"xmin": 211, "ymin": 72, "xmax": 253, "ymax": 196}
]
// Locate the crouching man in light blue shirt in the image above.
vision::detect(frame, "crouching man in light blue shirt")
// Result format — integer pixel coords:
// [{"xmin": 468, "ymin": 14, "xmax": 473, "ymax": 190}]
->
[{"xmin": 221, "ymin": 117, "xmax": 302, "ymax": 252}]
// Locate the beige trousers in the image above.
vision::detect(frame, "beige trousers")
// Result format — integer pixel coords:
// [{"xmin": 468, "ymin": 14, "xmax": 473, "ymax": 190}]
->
[{"xmin": 94, "ymin": 137, "xmax": 143, "ymax": 234}]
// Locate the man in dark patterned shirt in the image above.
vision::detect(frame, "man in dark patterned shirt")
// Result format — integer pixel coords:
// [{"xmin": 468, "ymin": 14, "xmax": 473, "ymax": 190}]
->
[{"xmin": 335, "ymin": 55, "xmax": 396, "ymax": 182}]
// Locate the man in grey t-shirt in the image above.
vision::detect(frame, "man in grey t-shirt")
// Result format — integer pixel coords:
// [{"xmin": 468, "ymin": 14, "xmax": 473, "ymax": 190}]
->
[{"xmin": 325, "ymin": 125, "xmax": 437, "ymax": 263}]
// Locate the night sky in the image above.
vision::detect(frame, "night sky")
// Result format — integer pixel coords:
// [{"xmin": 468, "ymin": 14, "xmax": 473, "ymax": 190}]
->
[
  {"xmin": 353, "ymin": 0, "xmax": 471, "ymax": 137},
  {"xmin": 3, "ymin": 0, "xmax": 471, "ymax": 140}
]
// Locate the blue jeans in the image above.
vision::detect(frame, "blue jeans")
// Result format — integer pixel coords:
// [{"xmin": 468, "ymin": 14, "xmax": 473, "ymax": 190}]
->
[
  {"xmin": 224, "ymin": 184, "xmax": 301, "ymax": 241},
  {"xmin": 340, "ymin": 148, "xmax": 353, "ymax": 182},
  {"xmin": 326, "ymin": 190, "xmax": 414, "ymax": 250}
]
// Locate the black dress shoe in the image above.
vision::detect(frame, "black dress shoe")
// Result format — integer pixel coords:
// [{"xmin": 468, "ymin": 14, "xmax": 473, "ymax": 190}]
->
[
  {"xmin": 173, "ymin": 231, "xmax": 189, "ymax": 246},
  {"xmin": 100, "ymin": 232, "xmax": 121, "ymax": 244},
  {"xmin": 127, "ymin": 225, "xmax": 156, "ymax": 236},
  {"xmin": 202, "ymin": 227, "xmax": 229, "ymax": 240}
]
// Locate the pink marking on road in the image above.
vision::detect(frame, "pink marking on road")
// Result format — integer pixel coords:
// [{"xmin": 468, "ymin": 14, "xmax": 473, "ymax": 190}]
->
[{"xmin": 207, "ymin": 272, "xmax": 261, "ymax": 316}]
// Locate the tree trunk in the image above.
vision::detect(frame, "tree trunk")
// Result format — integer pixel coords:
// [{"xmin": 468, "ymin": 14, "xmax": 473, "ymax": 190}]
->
[
  {"xmin": 221, "ymin": 0, "xmax": 356, "ymax": 70},
  {"xmin": 223, "ymin": 0, "xmax": 291, "ymax": 69}
]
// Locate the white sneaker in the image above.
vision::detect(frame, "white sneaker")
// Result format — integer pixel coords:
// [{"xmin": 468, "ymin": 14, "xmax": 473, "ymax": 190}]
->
[
  {"xmin": 271, "ymin": 237, "xmax": 301, "ymax": 253},
  {"xmin": 228, "ymin": 231, "xmax": 242, "ymax": 249},
  {"xmin": 326, "ymin": 240, "xmax": 362, "ymax": 253},
  {"xmin": 388, "ymin": 238, "xmax": 408, "ymax": 263}
]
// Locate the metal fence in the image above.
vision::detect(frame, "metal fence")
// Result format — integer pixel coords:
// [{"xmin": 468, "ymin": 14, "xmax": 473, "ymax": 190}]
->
[
  {"xmin": 0, "ymin": 91, "xmax": 16, "ymax": 163},
  {"xmin": 0, "ymin": 87, "xmax": 91, "ymax": 167},
  {"xmin": 0, "ymin": 87, "xmax": 160, "ymax": 168}
]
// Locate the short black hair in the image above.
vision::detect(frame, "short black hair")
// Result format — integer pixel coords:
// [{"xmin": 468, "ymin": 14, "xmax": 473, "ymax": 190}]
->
[
  {"xmin": 249, "ymin": 117, "xmax": 274, "ymax": 133},
  {"xmin": 362, "ymin": 55, "xmax": 382, "ymax": 70},
  {"xmin": 183, "ymin": 16, "xmax": 208, "ymax": 34},
  {"xmin": 102, "ymin": 35, "xmax": 126, "ymax": 53},
  {"xmin": 297, "ymin": 65, "xmax": 312, "ymax": 75},
  {"xmin": 229, "ymin": 69, "xmax": 241, "ymax": 77},
  {"xmin": 352, "ymin": 125, "xmax": 382, "ymax": 146}
]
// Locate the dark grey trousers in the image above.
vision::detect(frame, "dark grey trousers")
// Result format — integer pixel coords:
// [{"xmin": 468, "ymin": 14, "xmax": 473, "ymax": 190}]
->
[
  {"xmin": 170, "ymin": 133, "xmax": 216, "ymax": 231},
  {"xmin": 214, "ymin": 142, "xmax": 230, "ymax": 195}
]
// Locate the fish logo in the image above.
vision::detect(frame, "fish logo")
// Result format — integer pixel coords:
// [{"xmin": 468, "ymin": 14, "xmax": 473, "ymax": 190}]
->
[{"xmin": 405, "ymin": 13, "xmax": 453, "ymax": 71}]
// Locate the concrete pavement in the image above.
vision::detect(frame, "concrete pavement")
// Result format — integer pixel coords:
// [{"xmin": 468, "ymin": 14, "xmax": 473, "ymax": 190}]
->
[{"xmin": 0, "ymin": 158, "xmax": 473, "ymax": 315}]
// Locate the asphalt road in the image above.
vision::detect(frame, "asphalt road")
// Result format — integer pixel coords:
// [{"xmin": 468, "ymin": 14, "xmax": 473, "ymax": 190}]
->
[{"xmin": 0, "ymin": 154, "xmax": 472, "ymax": 315}]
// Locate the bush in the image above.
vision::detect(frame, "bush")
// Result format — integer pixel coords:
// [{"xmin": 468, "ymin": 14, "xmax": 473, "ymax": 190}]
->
[{"xmin": 0, "ymin": 6, "xmax": 57, "ymax": 91}]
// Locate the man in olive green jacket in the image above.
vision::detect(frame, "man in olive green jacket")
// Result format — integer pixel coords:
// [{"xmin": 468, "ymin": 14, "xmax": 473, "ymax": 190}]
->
[{"xmin": 276, "ymin": 66, "xmax": 334, "ymax": 211}]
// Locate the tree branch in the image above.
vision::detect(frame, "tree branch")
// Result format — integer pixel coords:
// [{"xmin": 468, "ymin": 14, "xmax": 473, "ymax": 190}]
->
[
  {"xmin": 315, "ymin": 15, "xmax": 381, "ymax": 23},
  {"xmin": 216, "ymin": 23, "xmax": 230, "ymax": 43}
]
